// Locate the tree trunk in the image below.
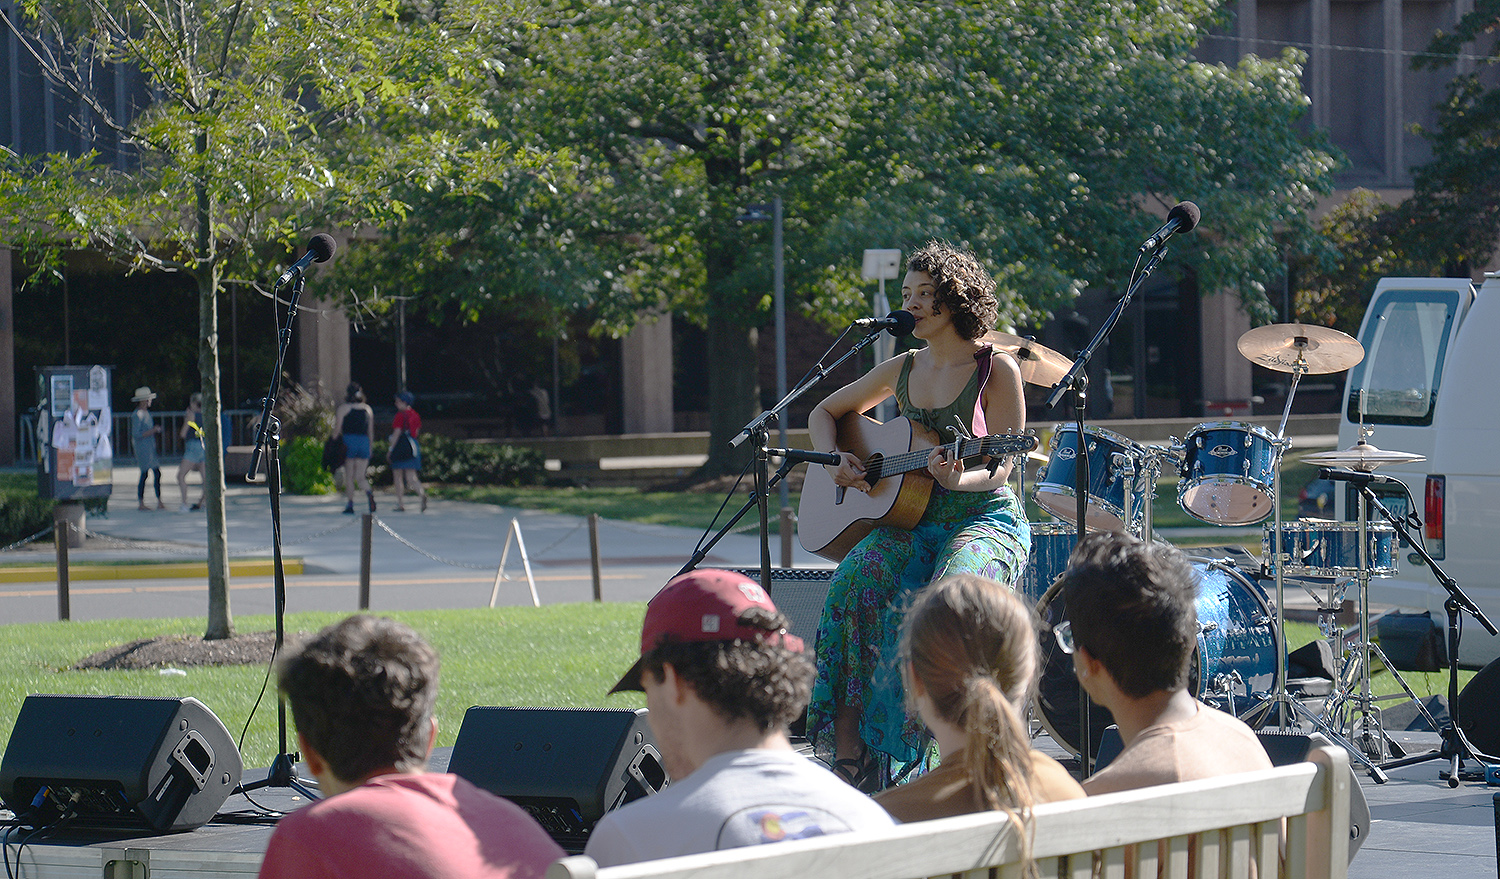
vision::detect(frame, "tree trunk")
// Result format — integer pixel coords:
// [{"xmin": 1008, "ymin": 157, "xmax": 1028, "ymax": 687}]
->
[
  {"xmin": 195, "ymin": 153, "xmax": 233, "ymax": 640},
  {"xmin": 700, "ymin": 229, "xmax": 761, "ymax": 476}
]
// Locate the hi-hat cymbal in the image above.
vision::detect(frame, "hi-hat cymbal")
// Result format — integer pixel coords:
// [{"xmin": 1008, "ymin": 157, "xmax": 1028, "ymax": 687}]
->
[
  {"xmin": 1237, "ymin": 323, "xmax": 1364, "ymax": 374},
  {"xmin": 984, "ymin": 332, "xmax": 1073, "ymax": 387},
  {"xmin": 1302, "ymin": 442, "xmax": 1425, "ymax": 471}
]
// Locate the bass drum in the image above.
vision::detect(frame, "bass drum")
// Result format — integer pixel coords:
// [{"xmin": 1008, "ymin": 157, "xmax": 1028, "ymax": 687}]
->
[{"xmin": 1035, "ymin": 557, "xmax": 1278, "ymax": 757}]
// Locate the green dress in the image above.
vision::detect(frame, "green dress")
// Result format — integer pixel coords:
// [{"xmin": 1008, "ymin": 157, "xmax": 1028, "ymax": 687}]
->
[{"xmin": 807, "ymin": 351, "xmax": 1031, "ymax": 773}]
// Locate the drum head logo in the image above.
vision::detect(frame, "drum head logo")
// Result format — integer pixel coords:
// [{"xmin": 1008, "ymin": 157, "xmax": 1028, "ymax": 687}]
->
[{"xmin": 1209, "ymin": 444, "xmax": 1236, "ymax": 458}]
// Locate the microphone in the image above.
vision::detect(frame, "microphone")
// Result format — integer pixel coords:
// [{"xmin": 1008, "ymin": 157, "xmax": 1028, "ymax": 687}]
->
[
  {"xmin": 852, "ymin": 311, "xmax": 917, "ymax": 337},
  {"xmin": 274, "ymin": 234, "xmax": 338, "ymax": 287},
  {"xmin": 1139, "ymin": 202, "xmax": 1201, "ymax": 252},
  {"xmin": 1319, "ymin": 467, "xmax": 1399, "ymax": 486},
  {"xmin": 768, "ymin": 448, "xmax": 843, "ymax": 466}
]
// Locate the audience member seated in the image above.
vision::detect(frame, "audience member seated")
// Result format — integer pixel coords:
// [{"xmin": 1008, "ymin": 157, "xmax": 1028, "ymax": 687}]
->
[
  {"xmin": 1056, "ymin": 533, "xmax": 1272, "ymax": 795},
  {"xmin": 585, "ymin": 569, "xmax": 895, "ymax": 867},
  {"xmin": 257, "ymin": 615, "xmax": 564, "ymax": 879},
  {"xmin": 874, "ymin": 573, "xmax": 1084, "ymax": 826}
]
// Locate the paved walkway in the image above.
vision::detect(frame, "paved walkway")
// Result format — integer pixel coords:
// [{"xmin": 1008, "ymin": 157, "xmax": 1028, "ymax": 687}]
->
[{"xmin": 0, "ymin": 465, "xmax": 831, "ymax": 624}]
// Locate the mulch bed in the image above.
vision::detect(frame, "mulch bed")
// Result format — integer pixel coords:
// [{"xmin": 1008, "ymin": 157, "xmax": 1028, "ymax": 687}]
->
[{"xmin": 72, "ymin": 631, "xmax": 299, "ymax": 670}]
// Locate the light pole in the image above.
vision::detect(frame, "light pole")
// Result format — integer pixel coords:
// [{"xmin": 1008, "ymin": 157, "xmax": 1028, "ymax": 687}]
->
[
  {"xmin": 739, "ymin": 197, "xmax": 791, "ymax": 565},
  {"xmin": 862, "ymin": 249, "xmax": 902, "ymax": 421}
]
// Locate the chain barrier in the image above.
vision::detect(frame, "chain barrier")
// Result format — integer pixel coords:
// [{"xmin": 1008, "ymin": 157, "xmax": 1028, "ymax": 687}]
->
[
  {"xmin": 0, "ymin": 525, "xmax": 55, "ymax": 553},
  {"xmin": 372, "ymin": 517, "xmax": 495, "ymax": 571},
  {"xmin": 80, "ymin": 516, "xmax": 360, "ymax": 557}
]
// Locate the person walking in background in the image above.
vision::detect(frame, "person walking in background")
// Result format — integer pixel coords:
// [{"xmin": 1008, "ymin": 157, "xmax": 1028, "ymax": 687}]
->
[
  {"xmin": 334, "ymin": 382, "xmax": 376, "ymax": 514},
  {"xmin": 131, "ymin": 386, "xmax": 166, "ymax": 511},
  {"xmin": 389, "ymin": 391, "xmax": 428, "ymax": 513},
  {"xmin": 177, "ymin": 392, "xmax": 206, "ymax": 512}
]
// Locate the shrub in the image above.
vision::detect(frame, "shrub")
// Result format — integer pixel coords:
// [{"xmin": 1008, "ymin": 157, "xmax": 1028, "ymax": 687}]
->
[
  {"xmin": 0, "ymin": 494, "xmax": 55, "ymax": 546},
  {"xmin": 406, "ymin": 435, "xmax": 544, "ymax": 486},
  {"xmin": 273, "ymin": 382, "xmax": 336, "ymax": 442},
  {"xmin": 280, "ymin": 435, "xmax": 336, "ymax": 495}
]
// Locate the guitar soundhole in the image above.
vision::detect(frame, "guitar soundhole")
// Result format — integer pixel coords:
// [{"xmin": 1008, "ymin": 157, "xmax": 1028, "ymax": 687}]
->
[{"xmin": 865, "ymin": 454, "xmax": 884, "ymax": 487}]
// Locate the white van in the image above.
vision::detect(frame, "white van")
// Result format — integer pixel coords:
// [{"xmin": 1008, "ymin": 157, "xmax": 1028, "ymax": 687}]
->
[{"xmin": 1334, "ymin": 274, "xmax": 1500, "ymax": 668}]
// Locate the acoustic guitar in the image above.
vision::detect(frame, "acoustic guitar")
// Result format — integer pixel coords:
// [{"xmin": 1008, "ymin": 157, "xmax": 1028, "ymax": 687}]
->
[{"xmin": 797, "ymin": 412, "xmax": 1038, "ymax": 561}]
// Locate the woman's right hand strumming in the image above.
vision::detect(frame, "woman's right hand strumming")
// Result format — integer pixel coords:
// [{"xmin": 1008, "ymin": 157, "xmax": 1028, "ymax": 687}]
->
[{"xmin": 825, "ymin": 451, "xmax": 872, "ymax": 492}]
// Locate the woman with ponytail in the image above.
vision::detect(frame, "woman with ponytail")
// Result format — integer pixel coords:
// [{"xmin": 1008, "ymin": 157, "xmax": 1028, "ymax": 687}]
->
[{"xmin": 874, "ymin": 574, "xmax": 1083, "ymax": 824}]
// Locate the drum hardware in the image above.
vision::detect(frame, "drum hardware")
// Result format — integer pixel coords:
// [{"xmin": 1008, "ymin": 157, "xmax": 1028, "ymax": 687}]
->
[{"xmin": 1230, "ymin": 322, "xmax": 1398, "ymax": 780}]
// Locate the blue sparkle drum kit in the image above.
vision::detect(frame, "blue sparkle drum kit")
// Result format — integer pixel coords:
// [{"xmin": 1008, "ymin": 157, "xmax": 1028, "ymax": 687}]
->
[{"xmin": 1000, "ymin": 323, "xmax": 1428, "ymax": 772}]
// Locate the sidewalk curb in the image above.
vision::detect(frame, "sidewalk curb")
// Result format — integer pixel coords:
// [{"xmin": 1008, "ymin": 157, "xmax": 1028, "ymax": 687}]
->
[{"xmin": 0, "ymin": 558, "xmax": 304, "ymax": 583}]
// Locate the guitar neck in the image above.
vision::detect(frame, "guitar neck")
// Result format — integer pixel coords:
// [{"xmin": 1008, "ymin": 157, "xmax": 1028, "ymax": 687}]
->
[{"xmin": 870, "ymin": 435, "xmax": 1020, "ymax": 477}]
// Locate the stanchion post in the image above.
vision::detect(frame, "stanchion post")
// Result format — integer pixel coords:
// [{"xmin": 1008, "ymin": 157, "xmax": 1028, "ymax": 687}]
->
[
  {"xmin": 779, "ymin": 506, "xmax": 794, "ymax": 569},
  {"xmin": 359, "ymin": 513, "xmax": 373, "ymax": 610},
  {"xmin": 55, "ymin": 521, "xmax": 70, "ymax": 622},
  {"xmin": 588, "ymin": 512, "xmax": 602, "ymax": 602}
]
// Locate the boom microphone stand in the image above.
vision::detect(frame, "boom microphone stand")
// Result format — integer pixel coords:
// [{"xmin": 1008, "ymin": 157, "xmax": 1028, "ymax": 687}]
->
[
  {"xmin": 1336, "ymin": 473, "xmax": 1499, "ymax": 786},
  {"xmin": 234, "ymin": 246, "xmax": 332, "ymax": 801},
  {"xmin": 1043, "ymin": 239, "xmax": 1171, "ymax": 774},
  {"xmin": 684, "ymin": 319, "xmax": 904, "ymax": 587}
]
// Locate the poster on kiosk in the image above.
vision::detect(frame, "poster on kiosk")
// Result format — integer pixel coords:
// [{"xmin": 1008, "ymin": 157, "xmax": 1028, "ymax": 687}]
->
[{"xmin": 36, "ymin": 365, "xmax": 114, "ymax": 501}]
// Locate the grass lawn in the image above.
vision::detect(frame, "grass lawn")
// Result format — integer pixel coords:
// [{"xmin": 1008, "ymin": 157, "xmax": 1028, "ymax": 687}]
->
[
  {"xmin": 0, "ymin": 605, "xmax": 647, "ymax": 769},
  {"xmin": 0, "ymin": 604, "xmax": 1464, "ymax": 772}
]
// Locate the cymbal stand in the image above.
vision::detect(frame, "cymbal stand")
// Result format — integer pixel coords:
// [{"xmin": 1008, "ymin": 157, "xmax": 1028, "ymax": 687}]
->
[
  {"xmin": 1316, "ymin": 479, "xmax": 1447, "ymax": 763},
  {"xmin": 1237, "ymin": 353, "xmax": 1391, "ymax": 782}
]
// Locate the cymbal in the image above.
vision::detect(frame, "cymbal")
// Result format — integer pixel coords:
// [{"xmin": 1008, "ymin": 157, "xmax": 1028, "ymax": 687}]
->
[
  {"xmin": 1302, "ymin": 442, "xmax": 1425, "ymax": 471},
  {"xmin": 984, "ymin": 332, "xmax": 1072, "ymax": 387},
  {"xmin": 1236, "ymin": 323, "xmax": 1364, "ymax": 374}
]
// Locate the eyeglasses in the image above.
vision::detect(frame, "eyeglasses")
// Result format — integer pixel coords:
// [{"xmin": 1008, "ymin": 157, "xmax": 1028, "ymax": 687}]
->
[{"xmin": 1053, "ymin": 620, "xmax": 1075, "ymax": 655}]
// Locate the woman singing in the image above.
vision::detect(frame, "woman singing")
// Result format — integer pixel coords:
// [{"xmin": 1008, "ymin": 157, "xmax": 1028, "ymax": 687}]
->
[{"xmin": 805, "ymin": 241, "xmax": 1030, "ymax": 791}]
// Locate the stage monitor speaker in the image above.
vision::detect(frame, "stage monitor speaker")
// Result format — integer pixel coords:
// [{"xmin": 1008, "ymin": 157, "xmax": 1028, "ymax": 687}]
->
[
  {"xmin": 1459, "ymin": 655, "xmax": 1500, "ymax": 757},
  {"xmin": 447, "ymin": 707, "xmax": 668, "ymax": 854},
  {"xmin": 0, "ymin": 694, "xmax": 243, "ymax": 833},
  {"xmin": 728, "ymin": 567, "xmax": 833, "ymax": 650}
]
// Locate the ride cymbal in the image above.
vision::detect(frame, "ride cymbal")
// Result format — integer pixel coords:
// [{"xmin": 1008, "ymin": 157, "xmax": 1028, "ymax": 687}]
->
[
  {"xmin": 1237, "ymin": 323, "xmax": 1364, "ymax": 375},
  {"xmin": 984, "ymin": 332, "xmax": 1073, "ymax": 387}
]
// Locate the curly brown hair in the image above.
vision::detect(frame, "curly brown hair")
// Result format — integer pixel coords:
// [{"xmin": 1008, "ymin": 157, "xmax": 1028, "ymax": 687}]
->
[
  {"xmin": 642, "ymin": 608, "xmax": 813, "ymax": 733},
  {"xmin": 906, "ymin": 241, "xmax": 999, "ymax": 340},
  {"xmin": 278, "ymin": 615, "xmax": 440, "ymax": 784}
]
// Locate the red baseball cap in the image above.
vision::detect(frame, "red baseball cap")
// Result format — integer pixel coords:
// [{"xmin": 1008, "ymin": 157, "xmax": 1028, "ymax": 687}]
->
[{"xmin": 609, "ymin": 569, "xmax": 805, "ymax": 694}]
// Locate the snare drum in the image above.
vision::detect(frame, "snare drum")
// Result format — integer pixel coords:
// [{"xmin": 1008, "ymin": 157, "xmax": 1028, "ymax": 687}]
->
[
  {"xmin": 1178, "ymin": 421, "xmax": 1281, "ymax": 525},
  {"xmin": 1034, "ymin": 425, "xmax": 1146, "ymax": 533},
  {"xmin": 1263, "ymin": 520, "xmax": 1397, "ymax": 578},
  {"xmin": 1018, "ymin": 522, "xmax": 1077, "ymax": 604}
]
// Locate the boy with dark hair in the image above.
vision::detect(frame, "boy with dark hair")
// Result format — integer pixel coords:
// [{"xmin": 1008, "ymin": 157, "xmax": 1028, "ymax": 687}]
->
[
  {"xmin": 257, "ymin": 615, "xmax": 563, "ymax": 879},
  {"xmin": 1057, "ymin": 532, "xmax": 1271, "ymax": 795},
  {"xmin": 585, "ymin": 569, "xmax": 894, "ymax": 867}
]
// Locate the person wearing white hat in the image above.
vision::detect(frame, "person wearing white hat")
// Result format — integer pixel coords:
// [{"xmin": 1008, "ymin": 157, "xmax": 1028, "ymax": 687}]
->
[{"xmin": 130, "ymin": 387, "xmax": 165, "ymax": 511}]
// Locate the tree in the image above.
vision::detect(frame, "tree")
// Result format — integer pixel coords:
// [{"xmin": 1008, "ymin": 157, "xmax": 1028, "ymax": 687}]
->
[
  {"xmin": 1385, "ymin": 5, "xmax": 1500, "ymax": 275},
  {"xmin": 0, "ymin": 0, "xmax": 535, "ymax": 637},
  {"xmin": 510, "ymin": 0, "xmax": 1337, "ymax": 470},
  {"xmin": 325, "ymin": 0, "xmax": 1338, "ymax": 476}
]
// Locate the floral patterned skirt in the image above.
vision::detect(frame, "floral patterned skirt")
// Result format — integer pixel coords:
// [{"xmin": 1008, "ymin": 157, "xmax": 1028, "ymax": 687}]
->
[{"xmin": 806, "ymin": 485, "xmax": 1030, "ymax": 769}]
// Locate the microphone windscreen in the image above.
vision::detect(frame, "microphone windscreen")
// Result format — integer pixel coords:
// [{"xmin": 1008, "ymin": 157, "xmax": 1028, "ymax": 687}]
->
[
  {"xmin": 888, "ymin": 310, "xmax": 917, "ymax": 337},
  {"xmin": 308, "ymin": 233, "xmax": 337, "ymax": 263},
  {"xmin": 1168, "ymin": 202, "xmax": 1201, "ymax": 234}
]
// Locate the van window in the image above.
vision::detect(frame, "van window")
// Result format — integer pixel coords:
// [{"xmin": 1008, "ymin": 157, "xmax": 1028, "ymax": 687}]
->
[{"xmin": 1344, "ymin": 290, "xmax": 1460, "ymax": 426}]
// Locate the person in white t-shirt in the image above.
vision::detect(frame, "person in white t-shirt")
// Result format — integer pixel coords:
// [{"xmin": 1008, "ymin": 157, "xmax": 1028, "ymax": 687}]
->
[{"xmin": 585, "ymin": 569, "xmax": 894, "ymax": 867}]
